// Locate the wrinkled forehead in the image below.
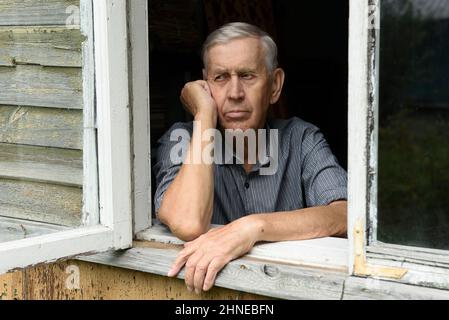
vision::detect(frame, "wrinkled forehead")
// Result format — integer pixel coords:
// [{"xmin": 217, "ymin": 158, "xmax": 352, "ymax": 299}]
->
[{"xmin": 205, "ymin": 37, "xmax": 267, "ymax": 73}]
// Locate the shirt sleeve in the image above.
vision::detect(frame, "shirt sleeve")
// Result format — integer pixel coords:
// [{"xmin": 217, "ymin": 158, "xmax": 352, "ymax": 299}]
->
[
  {"xmin": 152, "ymin": 122, "xmax": 193, "ymax": 215},
  {"xmin": 300, "ymin": 125, "xmax": 348, "ymax": 207}
]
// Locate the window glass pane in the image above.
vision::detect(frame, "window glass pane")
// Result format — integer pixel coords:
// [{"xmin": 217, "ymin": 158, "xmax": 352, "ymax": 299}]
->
[
  {"xmin": 0, "ymin": 1, "xmax": 94, "ymax": 242},
  {"xmin": 378, "ymin": 0, "xmax": 449, "ymax": 249}
]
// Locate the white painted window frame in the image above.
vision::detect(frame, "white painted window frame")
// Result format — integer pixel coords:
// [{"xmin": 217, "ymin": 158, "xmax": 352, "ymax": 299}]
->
[
  {"xmin": 128, "ymin": 0, "xmax": 349, "ymax": 274},
  {"xmin": 348, "ymin": 0, "xmax": 449, "ymax": 290},
  {"xmin": 0, "ymin": 0, "xmax": 133, "ymax": 275},
  {"xmin": 77, "ymin": 0, "xmax": 449, "ymax": 299}
]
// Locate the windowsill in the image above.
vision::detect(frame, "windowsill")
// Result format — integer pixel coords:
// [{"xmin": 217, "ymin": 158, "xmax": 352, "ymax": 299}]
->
[
  {"xmin": 366, "ymin": 241, "xmax": 449, "ymax": 291},
  {"xmin": 76, "ymin": 222, "xmax": 449, "ymax": 299},
  {"xmin": 77, "ymin": 237, "xmax": 349, "ymax": 300},
  {"xmin": 136, "ymin": 221, "xmax": 349, "ymax": 272}
]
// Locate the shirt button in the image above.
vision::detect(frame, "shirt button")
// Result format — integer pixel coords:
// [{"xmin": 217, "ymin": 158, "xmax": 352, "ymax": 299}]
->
[{"xmin": 244, "ymin": 182, "xmax": 250, "ymax": 189}]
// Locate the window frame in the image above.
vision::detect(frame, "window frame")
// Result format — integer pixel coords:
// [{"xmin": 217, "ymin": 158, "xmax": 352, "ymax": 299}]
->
[
  {"xmin": 128, "ymin": 0, "xmax": 350, "ymax": 271},
  {"xmin": 0, "ymin": 0, "xmax": 133, "ymax": 275},
  {"xmin": 348, "ymin": 0, "xmax": 449, "ymax": 290},
  {"xmin": 80, "ymin": 0, "xmax": 449, "ymax": 299}
]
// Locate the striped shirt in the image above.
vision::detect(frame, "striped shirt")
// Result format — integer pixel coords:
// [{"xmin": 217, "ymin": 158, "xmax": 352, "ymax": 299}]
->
[{"xmin": 153, "ymin": 117, "xmax": 347, "ymax": 224}]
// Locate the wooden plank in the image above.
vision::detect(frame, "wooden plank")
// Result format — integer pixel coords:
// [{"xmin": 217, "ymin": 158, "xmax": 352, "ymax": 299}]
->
[
  {"xmin": 367, "ymin": 255, "xmax": 449, "ymax": 291},
  {"xmin": 0, "ymin": 270, "xmax": 23, "ymax": 300},
  {"xmin": 347, "ymin": 0, "xmax": 370, "ymax": 275},
  {"xmin": 0, "ymin": 225, "xmax": 113, "ymax": 274},
  {"xmin": 0, "ymin": 161, "xmax": 82, "ymax": 187},
  {"xmin": 0, "ymin": 143, "xmax": 82, "ymax": 168},
  {"xmin": 343, "ymin": 276, "xmax": 449, "ymax": 300},
  {"xmin": 0, "ymin": 178, "xmax": 82, "ymax": 227},
  {"xmin": 137, "ymin": 222, "xmax": 348, "ymax": 271},
  {"xmin": 78, "ymin": 242, "xmax": 449, "ymax": 300},
  {"xmin": 0, "ymin": 216, "xmax": 67, "ymax": 243},
  {"xmin": 93, "ymin": 0, "xmax": 132, "ymax": 249},
  {"xmin": 0, "ymin": 65, "xmax": 82, "ymax": 109},
  {"xmin": 0, "ymin": 26, "xmax": 83, "ymax": 67},
  {"xmin": 0, "ymin": 142, "xmax": 82, "ymax": 187},
  {"xmin": 25, "ymin": 260, "xmax": 269, "ymax": 300},
  {"xmin": 79, "ymin": 243, "xmax": 347, "ymax": 300},
  {"xmin": 0, "ymin": 0, "xmax": 80, "ymax": 26},
  {"xmin": 14, "ymin": 259, "xmax": 449, "ymax": 300},
  {"xmin": 368, "ymin": 242, "xmax": 449, "ymax": 266},
  {"xmin": 0, "ymin": 106, "xmax": 82, "ymax": 149},
  {"xmin": 80, "ymin": 0, "xmax": 99, "ymax": 226},
  {"xmin": 129, "ymin": 0, "xmax": 152, "ymax": 234}
]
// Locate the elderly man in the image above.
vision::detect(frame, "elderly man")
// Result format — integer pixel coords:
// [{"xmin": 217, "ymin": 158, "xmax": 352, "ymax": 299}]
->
[{"xmin": 153, "ymin": 22, "xmax": 347, "ymax": 294}]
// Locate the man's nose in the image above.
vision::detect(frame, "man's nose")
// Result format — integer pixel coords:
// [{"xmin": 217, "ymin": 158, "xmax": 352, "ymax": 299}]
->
[{"xmin": 227, "ymin": 75, "xmax": 245, "ymax": 100}]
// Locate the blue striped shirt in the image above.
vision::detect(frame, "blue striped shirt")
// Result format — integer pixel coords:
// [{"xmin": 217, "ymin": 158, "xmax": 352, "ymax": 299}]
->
[{"xmin": 153, "ymin": 117, "xmax": 347, "ymax": 224}]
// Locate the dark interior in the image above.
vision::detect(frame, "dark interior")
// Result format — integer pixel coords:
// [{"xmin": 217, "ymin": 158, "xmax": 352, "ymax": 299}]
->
[{"xmin": 148, "ymin": 0, "xmax": 349, "ymax": 209}]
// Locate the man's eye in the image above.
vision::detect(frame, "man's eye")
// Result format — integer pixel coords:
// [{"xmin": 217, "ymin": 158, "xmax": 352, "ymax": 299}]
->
[
  {"xmin": 240, "ymin": 73, "xmax": 255, "ymax": 80},
  {"xmin": 214, "ymin": 74, "xmax": 228, "ymax": 82}
]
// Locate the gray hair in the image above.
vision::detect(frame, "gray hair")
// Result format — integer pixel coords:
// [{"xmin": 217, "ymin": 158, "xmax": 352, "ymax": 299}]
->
[{"xmin": 202, "ymin": 22, "xmax": 278, "ymax": 74}]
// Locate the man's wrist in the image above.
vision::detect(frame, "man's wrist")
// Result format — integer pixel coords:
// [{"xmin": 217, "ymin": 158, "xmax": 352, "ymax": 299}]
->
[
  {"xmin": 195, "ymin": 109, "xmax": 217, "ymax": 124},
  {"xmin": 244, "ymin": 214, "xmax": 268, "ymax": 243}
]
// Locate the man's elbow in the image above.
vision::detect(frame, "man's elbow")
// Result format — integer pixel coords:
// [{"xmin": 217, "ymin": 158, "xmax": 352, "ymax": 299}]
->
[
  {"xmin": 157, "ymin": 209, "xmax": 207, "ymax": 241},
  {"xmin": 172, "ymin": 222, "xmax": 207, "ymax": 241}
]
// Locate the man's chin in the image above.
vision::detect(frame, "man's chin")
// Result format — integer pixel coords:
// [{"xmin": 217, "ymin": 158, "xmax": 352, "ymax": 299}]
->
[{"xmin": 219, "ymin": 120, "xmax": 254, "ymax": 132}]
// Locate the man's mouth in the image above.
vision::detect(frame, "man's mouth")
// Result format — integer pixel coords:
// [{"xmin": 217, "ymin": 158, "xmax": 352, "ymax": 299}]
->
[{"xmin": 224, "ymin": 110, "xmax": 250, "ymax": 120}]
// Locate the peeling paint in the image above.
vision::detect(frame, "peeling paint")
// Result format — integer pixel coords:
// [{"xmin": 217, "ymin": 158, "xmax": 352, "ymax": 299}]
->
[{"xmin": 354, "ymin": 217, "xmax": 408, "ymax": 279}]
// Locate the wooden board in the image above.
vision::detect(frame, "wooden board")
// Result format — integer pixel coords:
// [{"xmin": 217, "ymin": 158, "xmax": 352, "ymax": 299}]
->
[
  {"xmin": 0, "ymin": 143, "xmax": 82, "ymax": 187},
  {"xmin": 0, "ymin": 142, "xmax": 82, "ymax": 168},
  {"xmin": 343, "ymin": 276, "xmax": 449, "ymax": 300},
  {"xmin": 80, "ymin": 243, "xmax": 347, "ymax": 300},
  {"xmin": 0, "ymin": 178, "xmax": 82, "ymax": 227},
  {"xmin": 0, "ymin": 270, "xmax": 23, "ymax": 300},
  {"xmin": 0, "ymin": 65, "xmax": 82, "ymax": 109},
  {"xmin": 0, "ymin": 26, "xmax": 83, "ymax": 67},
  {"xmin": 3, "ymin": 257, "xmax": 449, "ymax": 300},
  {"xmin": 0, "ymin": 106, "xmax": 82, "ymax": 149},
  {"xmin": 0, "ymin": 0, "xmax": 80, "ymax": 26},
  {"xmin": 23, "ymin": 260, "xmax": 270, "ymax": 300},
  {"xmin": 137, "ymin": 222, "xmax": 348, "ymax": 271}
]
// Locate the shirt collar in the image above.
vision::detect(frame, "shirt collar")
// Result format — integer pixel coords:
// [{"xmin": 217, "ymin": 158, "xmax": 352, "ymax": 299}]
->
[{"xmin": 217, "ymin": 121, "xmax": 272, "ymax": 171}]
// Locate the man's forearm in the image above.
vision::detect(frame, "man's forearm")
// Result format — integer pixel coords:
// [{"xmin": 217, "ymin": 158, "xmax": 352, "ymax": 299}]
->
[
  {"xmin": 158, "ymin": 113, "xmax": 216, "ymax": 240},
  {"xmin": 244, "ymin": 201, "xmax": 347, "ymax": 243}
]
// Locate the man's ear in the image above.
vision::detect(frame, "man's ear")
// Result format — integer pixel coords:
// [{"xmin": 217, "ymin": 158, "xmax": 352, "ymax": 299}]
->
[{"xmin": 270, "ymin": 68, "xmax": 285, "ymax": 105}]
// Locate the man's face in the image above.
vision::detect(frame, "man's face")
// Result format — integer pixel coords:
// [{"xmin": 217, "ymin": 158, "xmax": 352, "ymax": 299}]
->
[{"xmin": 205, "ymin": 37, "xmax": 274, "ymax": 131}]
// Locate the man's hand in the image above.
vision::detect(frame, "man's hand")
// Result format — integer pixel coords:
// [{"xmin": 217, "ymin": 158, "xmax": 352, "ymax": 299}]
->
[
  {"xmin": 167, "ymin": 216, "xmax": 263, "ymax": 294},
  {"xmin": 180, "ymin": 80, "xmax": 217, "ymax": 120}
]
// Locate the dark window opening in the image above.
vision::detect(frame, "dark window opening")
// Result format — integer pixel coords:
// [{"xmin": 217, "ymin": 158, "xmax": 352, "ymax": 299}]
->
[
  {"xmin": 377, "ymin": 0, "xmax": 449, "ymax": 250},
  {"xmin": 148, "ymin": 0, "xmax": 349, "ymax": 216}
]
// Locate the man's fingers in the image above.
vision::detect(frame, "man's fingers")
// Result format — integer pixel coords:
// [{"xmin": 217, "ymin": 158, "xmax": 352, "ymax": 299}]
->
[
  {"xmin": 203, "ymin": 257, "xmax": 227, "ymax": 291},
  {"xmin": 193, "ymin": 257, "xmax": 211, "ymax": 294},
  {"xmin": 200, "ymin": 81, "xmax": 212, "ymax": 95},
  {"xmin": 167, "ymin": 248, "xmax": 193, "ymax": 277},
  {"xmin": 184, "ymin": 250, "xmax": 204, "ymax": 292}
]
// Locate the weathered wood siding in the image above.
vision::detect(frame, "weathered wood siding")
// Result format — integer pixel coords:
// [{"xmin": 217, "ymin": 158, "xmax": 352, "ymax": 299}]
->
[
  {"xmin": 0, "ymin": 261, "xmax": 269, "ymax": 300},
  {"xmin": 0, "ymin": 27, "xmax": 83, "ymax": 67},
  {"xmin": 0, "ymin": 0, "xmax": 80, "ymax": 26},
  {"xmin": 0, "ymin": 0, "xmax": 84, "ymax": 227}
]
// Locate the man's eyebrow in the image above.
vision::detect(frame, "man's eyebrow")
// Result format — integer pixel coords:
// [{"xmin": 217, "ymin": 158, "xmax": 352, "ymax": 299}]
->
[
  {"xmin": 210, "ymin": 68, "xmax": 228, "ymax": 74},
  {"xmin": 210, "ymin": 67, "xmax": 258, "ymax": 74},
  {"xmin": 237, "ymin": 68, "xmax": 258, "ymax": 74}
]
